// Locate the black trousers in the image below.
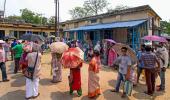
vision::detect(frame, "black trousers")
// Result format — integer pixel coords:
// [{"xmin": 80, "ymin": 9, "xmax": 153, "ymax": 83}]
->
[{"xmin": 14, "ymin": 58, "xmax": 20, "ymax": 73}]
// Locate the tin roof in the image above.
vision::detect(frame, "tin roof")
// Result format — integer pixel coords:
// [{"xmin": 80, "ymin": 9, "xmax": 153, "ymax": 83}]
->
[{"xmin": 68, "ymin": 19, "xmax": 146, "ymax": 31}]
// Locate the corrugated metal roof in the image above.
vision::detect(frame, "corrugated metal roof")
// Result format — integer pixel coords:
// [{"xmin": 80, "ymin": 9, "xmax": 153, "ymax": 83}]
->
[{"xmin": 69, "ymin": 19, "xmax": 146, "ymax": 31}]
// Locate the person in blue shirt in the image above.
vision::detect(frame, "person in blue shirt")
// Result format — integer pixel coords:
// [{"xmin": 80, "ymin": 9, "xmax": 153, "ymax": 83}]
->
[
  {"xmin": 137, "ymin": 44, "xmax": 145, "ymax": 83},
  {"xmin": 10, "ymin": 39, "xmax": 18, "ymax": 60},
  {"xmin": 11, "ymin": 39, "xmax": 17, "ymax": 48}
]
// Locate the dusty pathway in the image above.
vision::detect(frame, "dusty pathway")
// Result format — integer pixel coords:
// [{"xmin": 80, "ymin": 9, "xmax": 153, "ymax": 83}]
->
[{"xmin": 0, "ymin": 53, "xmax": 170, "ymax": 100}]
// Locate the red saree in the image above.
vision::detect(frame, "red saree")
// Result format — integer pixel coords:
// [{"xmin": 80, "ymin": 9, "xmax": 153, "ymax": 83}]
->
[{"xmin": 70, "ymin": 63, "xmax": 82, "ymax": 90}]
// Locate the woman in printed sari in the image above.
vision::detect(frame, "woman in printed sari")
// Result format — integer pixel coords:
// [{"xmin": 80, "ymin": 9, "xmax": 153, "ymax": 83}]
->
[
  {"xmin": 108, "ymin": 45, "xmax": 117, "ymax": 67},
  {"xmin": 51, "ymin": 53, "xmax": 62, "ymax": 83},
  {"xmin": 69, "ymin": 63, "xmax": 83, "ymax": 97},
  {"xmin": 88, "ymin": 50, "xmax": 101, "ymax": 98}
]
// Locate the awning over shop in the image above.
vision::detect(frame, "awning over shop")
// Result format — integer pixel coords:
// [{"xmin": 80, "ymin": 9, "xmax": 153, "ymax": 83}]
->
[{"xmin": 69, "ymin": 19, "xmax": 146, "ymax": 31}]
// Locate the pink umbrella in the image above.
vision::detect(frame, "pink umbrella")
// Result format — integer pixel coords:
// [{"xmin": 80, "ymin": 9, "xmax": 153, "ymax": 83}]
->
[
  {"xmin": 142, "ymin": 35, "xmax": 168, "ymax": 43},
  {"xmin": 104, "ymin": 39, "xmax": 116, "ymax": 44}
]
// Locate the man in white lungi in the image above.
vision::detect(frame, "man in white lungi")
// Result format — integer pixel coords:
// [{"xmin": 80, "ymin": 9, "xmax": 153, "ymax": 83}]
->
[{"xmin": 25, "ymin": 46, "xmax": 41, "ymax": 99}]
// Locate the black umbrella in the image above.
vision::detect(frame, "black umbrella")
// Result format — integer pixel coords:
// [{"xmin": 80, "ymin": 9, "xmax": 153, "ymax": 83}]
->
[{"xmin": 21, "ymin": 34, "xmax": 45, "ymax": 42}]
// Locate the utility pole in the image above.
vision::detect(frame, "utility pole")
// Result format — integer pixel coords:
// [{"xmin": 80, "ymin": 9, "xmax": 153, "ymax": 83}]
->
[
  {"xmin": 54, "ymin": 0, "xmax": 59, "ymax": 37},
  {"xmin": 57, "ymin": 0, "xmax": 59, "ymax": 37},
  {"xmin": 55, "ymin": 0, "xmax": 58, "ymax": 37},
  {"xmin": 3, "ymin": 0, "xmax": 7, "ymax": 21}
]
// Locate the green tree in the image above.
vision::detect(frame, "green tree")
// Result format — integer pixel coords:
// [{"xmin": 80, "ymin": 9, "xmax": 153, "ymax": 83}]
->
[
  {"xmin": 84, "ymin": 0, "xmax": 109, "ymax": 15},
  {"xmin": 7, "ymin": 15, "xmax": 22, "ymax": 21},
  {"xmin": 69, "ymin": 7, "xmax": 93, "ymax": 19},
  {"xmin": 42, "ymin": 17, "xmax": 48, "ymax": 25},
  {"xmin": 48, "ymin": 16, "xmax": 55, "ymax": 24},
  {"xmin": 20, "ymin": 8, "xmax": 35, "ymax": 23},
  {"xmin": 107, "ymin": 5, "xmax": 130, "ymax": 12},
  {"xmin": 161, "ymin": 21, "xmax": 170, "ymax": 34},
  {"xmin": 69, "ymin": 0, "xmax": 109, "ymax": 19}
]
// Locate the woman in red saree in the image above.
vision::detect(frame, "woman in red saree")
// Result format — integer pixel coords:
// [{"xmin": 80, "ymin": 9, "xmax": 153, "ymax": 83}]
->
[
  {"xmin": 88, "ymin": 50, "xmax": 101, "ymax": 98},
  {"xmin": 69, "ymin": 63, "xmax": 82, "ymax": 97}
]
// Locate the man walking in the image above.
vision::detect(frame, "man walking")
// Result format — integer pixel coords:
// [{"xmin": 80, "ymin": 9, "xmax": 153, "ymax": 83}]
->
[
  {"xmin": 141, "ymin": 46, "xmax": 160, "ymax": 96},
  {"xmin": 12, "ymin": 41, "xmax": 23, "ymax": 74},
  {"xmin": 0, "ymin": 43, "xmax": 9, "ymax": 82},
  {"xmin": 156, "ymin": 42, "xmax": 169, "ymax": 91},
  {"xmin": 111, "ymin": 47, "xmax": 132, "ymax": 98},
  {"xmin": 137, "ymin": 44, "xmax": 145, "ymax": 83},
  {"xmin": 11, "ymin": 39, "xmax": 17, "ymax": 60}
]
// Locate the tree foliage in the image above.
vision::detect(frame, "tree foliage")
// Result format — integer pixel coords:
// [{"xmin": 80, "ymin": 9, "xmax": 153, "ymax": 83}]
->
[
  {"xmin": 69, "ymin": 7, "xmax": 93, "ymax": 19},
  {"xmin": 84, "ymin": 0, "xmax": 109, "ymax": 15},
  {"xmin": 161, "ymin": 21, "xmax": 170, "ymax": 34},
  {"xmin": 20, "ymin": 8, "xmax": 35, "ymax": 23},
  {"xmin": 6, "ymin": 8, "xmax": 53, "ymax": 25},
  {"xmin": 107, "ymin": 5, "xmax": 130, "ymax": 12},
  {"xmin": 7, "ymin": 15, "xmax": 22, "ymax": 21},
  {"xmin": 69, "ymin": 0, "xmax": 109, "ymax": 19},
  {"xmin": 48, "ymin": 16, "xmax": 55, "ymax": 24}
]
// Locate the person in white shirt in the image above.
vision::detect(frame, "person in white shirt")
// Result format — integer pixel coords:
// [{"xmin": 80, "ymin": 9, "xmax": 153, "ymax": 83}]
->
[{"xmin": 0, "ymin": 43, "xmax": 9, "ymax": 82}]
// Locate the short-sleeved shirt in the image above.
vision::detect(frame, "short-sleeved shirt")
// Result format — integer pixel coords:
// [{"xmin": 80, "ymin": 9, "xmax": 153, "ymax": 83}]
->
[
  {"xmin": 0, "ymin": 48, "xmax": 5, "ymax": 63},
  {"xmin": 26, "ymin": 52, "xmax": 41, "ymax": 78},
  {"xmin": 12, "ymin": 44, "xmax": 23, "ymax": 58},
  {"xmin": 11, "ymin": 42, "xmax": 17, "ymax": 48},
  {"xmin": 141, "ymin": 52, "xmax": 158, "ymax": 69},
  {"xmin": 116, "ymin": 55, "xmax": 132, "ymax": 74}
]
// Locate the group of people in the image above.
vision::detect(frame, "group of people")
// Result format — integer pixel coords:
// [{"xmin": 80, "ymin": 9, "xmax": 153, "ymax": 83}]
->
[
  {"xmin": 136, "ymin": 43, "xmax": 169, "ymax": 96},
  {"xmin": 0, "ymin": 39, "xmax": 42, "ymax": 99},
  {"xmin": 0, "ymin": 38, "xmax": 169, "ymax": 99},
  {"xmin": 51, "ymin": 39, "xmax": 101, "ymax": 98}
]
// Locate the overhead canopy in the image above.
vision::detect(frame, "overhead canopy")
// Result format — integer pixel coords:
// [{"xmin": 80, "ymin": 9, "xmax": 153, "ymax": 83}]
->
[{"xmin": 69, "ymin": 19, "xmax": 146, "ymax": 31}]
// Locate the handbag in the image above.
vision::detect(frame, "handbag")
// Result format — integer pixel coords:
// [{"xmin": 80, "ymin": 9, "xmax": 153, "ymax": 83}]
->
[
  {"xmin": 123, "ymin": 80, "xmax": 133, "ymax": 96},
  {"xmin": 24, "ymin": 52, "xmax": 38, "ymax": 80}
]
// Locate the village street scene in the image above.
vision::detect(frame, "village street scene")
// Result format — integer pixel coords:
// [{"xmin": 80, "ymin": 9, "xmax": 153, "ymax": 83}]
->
[{"xmin": 0, "ymin": 0, "xmax": 170, "ymax": 100}]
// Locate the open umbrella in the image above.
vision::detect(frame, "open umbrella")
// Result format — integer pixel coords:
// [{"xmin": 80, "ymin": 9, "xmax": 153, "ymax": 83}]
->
[
  {"xmin": 142, "ymin": 35, "xmax": 168, "ymax": 43},
  {"xmin": 48, "ymin": 35, "xmax": 56, "ymax": 38},
  {"xmin": 112, "ymin": 43, "xmax": 137, "ymax": 63},
  {"xmin": 4, "ymin": 35, "xmax": 16, "ymax": 40},
  {"xmin": 61, "ymin": 47, "xmax": 84, "ymax": 68},
  {"xmin": 0, "ymin": 40, "xmax": 5, "ymax": 44},
  {"xmin": 21, "ymin": 34, "xmax": 45, "ymax": 42},
  {"xmin": 49, "ymin": 42, "xmax": 69, "ymax": 54},
  {"xmin": 104, "ymin": 39, "xmax": 116, "ymax": 44}
]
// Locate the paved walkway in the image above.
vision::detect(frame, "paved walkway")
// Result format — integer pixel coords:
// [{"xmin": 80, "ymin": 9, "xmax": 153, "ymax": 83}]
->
[{"xmin": 0, "ymin": 53, "xmax": 170, "ymax": 100}]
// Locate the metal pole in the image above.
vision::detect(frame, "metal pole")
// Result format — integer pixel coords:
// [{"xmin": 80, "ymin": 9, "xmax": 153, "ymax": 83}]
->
[
  {"xmin": 57, "ymin": 0, "xmax": 59, "ymax": 37},
  {"xmin": 55, "ymin": 0, "xmax": 58, "ymax": 37},
  {"xmin": 3, "ymin": 0, "xmax": 7, "ymax": 20}
]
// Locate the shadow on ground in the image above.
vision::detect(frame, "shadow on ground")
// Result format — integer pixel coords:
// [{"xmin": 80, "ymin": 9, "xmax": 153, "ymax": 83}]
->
[
  {"xmin": 103, "ymin": 90, "xmax": 130, "ymax": 100},
  {"xmin": 81, "ymin": 95, "xmax": 101, "ymax": 100},
  {"xmin": 39, "ymin": 78, "xmax": 59, "ymax": 86},
  {"xmin": 51, "ymin": 91, "xmax": 74, "ymax": 100},
  {"xmin": 108, "ymin": 79, "xmax": 117, "ymax": 89},
  {"xmin": 0, "ymin": 90, "xmax": 25, "ymax": 100},
  {"xmin": 7, "ymin": 61, "xmax": 14, "ymax": 74},
  {"xmin": 11, "ymin": 74, "xmax": 25, "ymax": 87}
]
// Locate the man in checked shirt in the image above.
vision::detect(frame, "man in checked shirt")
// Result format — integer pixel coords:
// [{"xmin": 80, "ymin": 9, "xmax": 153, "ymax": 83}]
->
[{"xmin": 140, "ymin": 46, "xmax": 160, "ymax": 96}]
